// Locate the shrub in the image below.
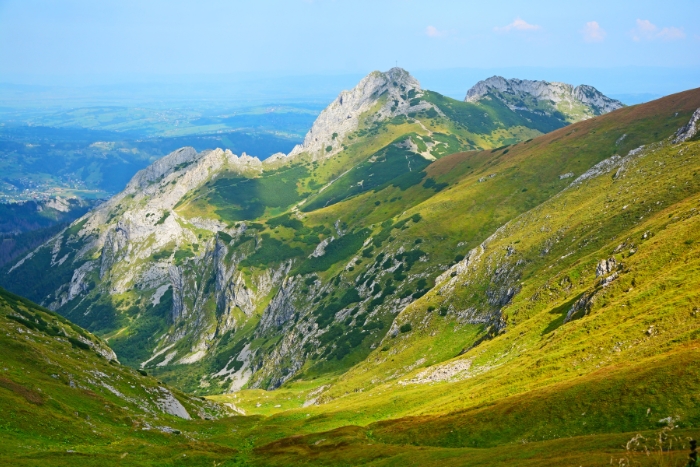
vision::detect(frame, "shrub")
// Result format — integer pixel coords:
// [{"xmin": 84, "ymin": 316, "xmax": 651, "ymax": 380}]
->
[
  {"xmin": 68, "ymin": 337, "xmax": 91, "ymax": 350},
  {"xmin": 304, "ymin": 276, "xmax": 317, "ymax": 286},
  {"xmin": 396, "ymin": 249, "xmax": 426, "ymax": 271},
  {"xmin": 295, "ymin": 229, "xmax": 370, "ymax": 275},
  {"xmin": 423, "ymin": 178, "xmax": 448, "ymax": 192},
  {"xmin": 314, "ymin": 289, "xmax": 361, "ymax": 328},
  {"xmin": 240, "ymin": 234, "xmax": 303, "ymax": 268},
  {"xmin": 153, "ymin": 248, "xmax": 174, "ymax": 261},
  {"xmin": 267, "ymin": 214, "xmax": 303, "ymax": 230},
  {"xmin": 399, "ymin": 323, "xmax": 412, "ymax": 333},
  {"xmin": 173, "ymin": 249, "xmax": 195, "ymax": 266},
  {"xmin": 399, "ymin": 289, "xmax": 414, "ymax": 299},
  {"xmin": 365, "ymin": 320, "xmax": 385, "ymax": 332},
  {"xmin": 155, "ymin": 211, "xmax": 170, "ymax": 225}
]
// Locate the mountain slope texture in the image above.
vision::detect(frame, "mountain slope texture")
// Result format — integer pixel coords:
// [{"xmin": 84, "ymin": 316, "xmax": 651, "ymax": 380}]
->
[{"xmin": 1, "ymin": 69, "xmax": 700, "ymax": 466}]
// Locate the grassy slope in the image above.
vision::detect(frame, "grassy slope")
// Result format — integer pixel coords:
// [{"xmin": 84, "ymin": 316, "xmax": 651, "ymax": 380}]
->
[
  {"xmin": 253, "ymin": 88, "xmax": 698, "ymax": 385},
  {"xmin": 0, "ymin": 286, "xmax": 239, "ymax": 466},
  {"xmin": 207, "ymin": 91, "xmax": 700, "ymax": 463},
  {"xmin": 310, "ymin": 89, "xmax": 700, "ymax": 395},
  {"xmin": 224, "ymin": 127, "xmax": 700, "ymax": 420},
  {"xmin": 8, "ymin": 285, "xmax": 663, "ymax": 467}
]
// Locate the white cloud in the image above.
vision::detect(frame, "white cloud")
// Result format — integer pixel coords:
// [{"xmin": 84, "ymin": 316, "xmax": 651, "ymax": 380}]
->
[
  {"xmin": 582, "ymin": 21, "xmax": 606, "ymax": 43},
  {"xmin": 494, "ymin": 17, "xmax": 541, "ymax": 33},
  {"xmin": 425, "ymin": 25, "xmax": 447, "ymax": 38},
  {"xmin": 657, "ymin": 27, "xmax": 686, "ymax": 41},
  {"xmin": 632, "ymin": 19, "xmax": 685, "ymax": 41}
]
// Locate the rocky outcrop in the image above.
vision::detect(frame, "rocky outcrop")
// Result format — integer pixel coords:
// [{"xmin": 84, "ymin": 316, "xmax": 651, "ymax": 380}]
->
[
  {"xmin": 564, "ymin": 291, "xmax": 597, "ymax": 323},
  {"xmin": 465, "ymin": 76, "xmax": 623, "ymax": 120},
  {"xmin": 44, "ymin": 196, "xmax": 76, "ymax": 213},
  {"xmin": 287, "ymin": 67, "xmax": 439, "ymax": 160},
  {"xmin": 155, "ymin": 387, "xmax": 191, "ymax": 420},
  {"xmin": 673, "ymin": 108, "xmax": 700, "ymax": 143},
  {"xmin": 595, "ymin": 258, "xmax": 617, "ymax": 278},
  {"xmin": 310, "ymin": 237, "xmax": 333, "ymax": 258},
  {"xmin": 50, "ymin": 261, "xmax": 96, "ymax": 309},
  {"xmin": 258, "ymin": 276, "xmax": 298, "ymax": 333}
]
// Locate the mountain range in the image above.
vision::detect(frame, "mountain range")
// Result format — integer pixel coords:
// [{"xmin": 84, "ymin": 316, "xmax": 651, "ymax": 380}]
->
[{"xmin": 1, "ymin": 68, "xmax": 699, "ymax": 465}]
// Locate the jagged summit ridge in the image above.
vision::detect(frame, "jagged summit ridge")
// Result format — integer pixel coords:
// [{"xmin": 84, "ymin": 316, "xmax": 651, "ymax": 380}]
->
[
  {"xmin": 465, "ymin": 76, "xmax": 623, "ymax": 119},
  {"xmin": 287, "ymin": 67, "xmax": 437, "ymax": 159}
]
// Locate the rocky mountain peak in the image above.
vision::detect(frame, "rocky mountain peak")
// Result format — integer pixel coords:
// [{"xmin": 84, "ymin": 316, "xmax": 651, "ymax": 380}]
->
[
  {"xmin": 465, "ymin": 76, "xmax": 623, "ymax": 120},
  {"xmin": 287, "ymin": 67, "xmax": 436, "ymax": 160},
  {"xmin": 42, "ymin": 146, "xmax": 262, "ymax": 307}
]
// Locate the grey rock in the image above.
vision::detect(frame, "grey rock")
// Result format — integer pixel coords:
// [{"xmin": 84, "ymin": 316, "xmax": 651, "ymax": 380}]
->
[
  {"xmin": 596, "ymin": 258, "xmax": 617, "ymax": 277},
  {"xmin": 155, "ymin": 387, "xmax": 191, "ymax": 420},
  {"xmin": 288, "ymin": 68, "xmax": 439, "ymax": 160},
  {"xmin": 465, "ymin": 76, "xmax": 623, "ymax": 118},
  {"xmin": 673, "ymin": 108, "xmax": 700, "ymax": 143},
  {"xmin": 564, "ymin": 291, "xmax": 596, "ymax": 323}
]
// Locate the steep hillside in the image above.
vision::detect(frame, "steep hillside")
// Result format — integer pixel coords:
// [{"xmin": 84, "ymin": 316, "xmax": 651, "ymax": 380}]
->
[
  {"xmin": 0, "ymin": 286, "xmax": 238, "ymax": 465},
  {"xmin": 0, "ymin": 197, "xmax": 96, "ymax": 267},
  {"xmin": 0, "ymin": 69, "xmax": 649, "ymax": 396}
]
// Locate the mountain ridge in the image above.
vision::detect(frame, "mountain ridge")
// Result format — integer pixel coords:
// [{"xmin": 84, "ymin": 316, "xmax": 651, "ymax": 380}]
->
[
  {"xmin": 465, "ymin": 75, "xmax": 624, "ymax": 121},
  {"xmin": 0, "ymin": 70, "xmax": 683, "ymax": 397},
  {"xmin": 2, "ymin": 73, "xmax": 700, "ymax": 465}
]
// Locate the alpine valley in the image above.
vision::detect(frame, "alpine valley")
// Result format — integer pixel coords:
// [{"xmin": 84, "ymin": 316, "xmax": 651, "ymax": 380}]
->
[{"xmin": 2, "ymin": 68, "xmax": 700, "ymax": 466}]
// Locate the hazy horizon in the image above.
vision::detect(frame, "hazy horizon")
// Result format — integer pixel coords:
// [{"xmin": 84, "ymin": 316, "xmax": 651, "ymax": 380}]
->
[
  {"xmin": 1, "ymin": 66, "xmax": 698, "ymax": 110},
  {"xmin": 1, "ymin": 0, "xmax": 698, "ymax": 108}
]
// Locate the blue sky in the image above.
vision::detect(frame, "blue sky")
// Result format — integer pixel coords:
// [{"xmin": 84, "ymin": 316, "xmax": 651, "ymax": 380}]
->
[{"xmin": 0, "ymin": 0, "xmax": 698, "ymax": 99}]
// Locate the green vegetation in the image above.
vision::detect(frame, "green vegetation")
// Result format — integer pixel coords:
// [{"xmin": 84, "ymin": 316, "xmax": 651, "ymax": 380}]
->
[
  {"xmin": 155, "ymin": 210, "xmax": 170, "ymax": 225},
  {"xmin": 301, "ymin": 139, "xmax": 431, "ymax": 212},
  {"xmin": 110, "ymin": 288, "xmax": 173, "ymax": 365},
  {"xmin": 3, "ymin": 77, "xmax": 700, "ymax": 466},
  {"xmin": 295, "ymin": 229, "xmax": 370, "ymax": 275},
  {"xmin": 240, "ymin": 233, "xmax": 304, "ymax": 268},
  {"xmin": 207, "ymin": 165, "xmax": 308, "ymax": 221}
]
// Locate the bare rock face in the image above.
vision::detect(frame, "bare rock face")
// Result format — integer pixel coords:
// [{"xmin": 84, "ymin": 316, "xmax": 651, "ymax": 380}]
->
[
  {"xmin": 44, "ymin": 196, "xmax": 74, "ymax": 213},
  {"xmin": 287, "ymin": 67, "xmax": 438, "ymax": 160},
  {"xmin": 465, "ymin": 76, "xmax": 623, "ymax": 120},
  {"xmin": 7, "ymin": 146, "xmax": 272, "ymax": 360},
  {"xmin": 673, "ymin": 108, "xmax": 700, "ymax": 143},
  {"xmin": 155, "ymin": 387, "xmax": 191, "ymax": 419},
  {"xmin": 595, "ymin": 258, "xmax": 617, "ymax": 278}
]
